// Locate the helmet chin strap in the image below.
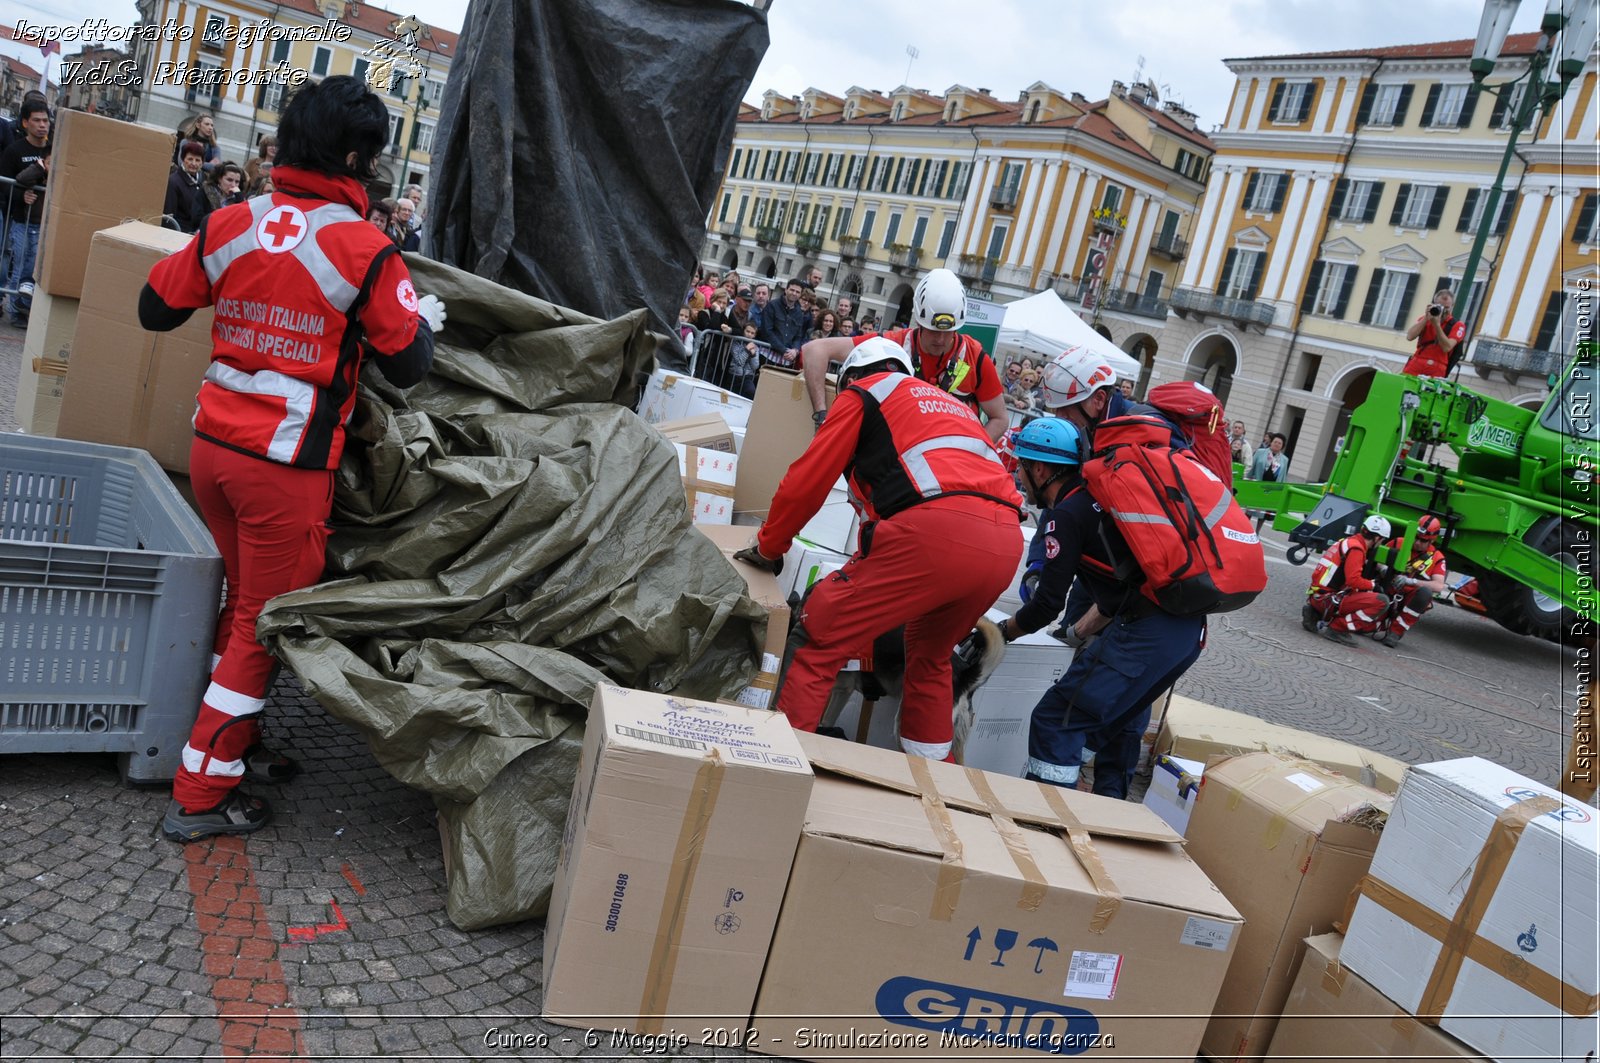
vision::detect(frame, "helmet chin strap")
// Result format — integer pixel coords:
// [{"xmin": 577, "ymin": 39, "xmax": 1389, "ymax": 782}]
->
[{"xmin": 1024, "ymin": 461, "xmax": 1076, "ymax": 506}]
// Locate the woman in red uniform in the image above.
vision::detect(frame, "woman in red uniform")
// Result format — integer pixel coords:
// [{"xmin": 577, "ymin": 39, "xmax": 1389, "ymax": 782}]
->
[{"xmin": 141, "ymin": 76, "xmax": 445, "ymax": 841}]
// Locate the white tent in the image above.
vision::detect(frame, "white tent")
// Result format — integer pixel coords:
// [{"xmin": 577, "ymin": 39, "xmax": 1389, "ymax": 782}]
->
[{"xmin": 994, "ymin": 289, "xmax": 1141, "ymax": 378}]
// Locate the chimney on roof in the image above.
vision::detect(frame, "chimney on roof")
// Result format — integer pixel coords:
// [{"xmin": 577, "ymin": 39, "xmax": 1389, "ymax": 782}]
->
[
  {"xmin": 1129, "ymin": 82, "xmax": 1152, "ymax": 105},
  {"xmin": 1111, "ymin": 80, "xmax": 1127, "ymax": 97},
  {"xmin": 1163, "ymin": 100, "xmax": 1198, "ymax": 130},
  {"xmin": 1071, "ymin": 91, "xmax": 1087, "ymax": 102},
  {"xmin": 319, "ymin": 0, "xmax": 347, "ymax": 19},
  {"xmin": 976, "ymin": 87, "xmax": 989, "ymax": 95}
]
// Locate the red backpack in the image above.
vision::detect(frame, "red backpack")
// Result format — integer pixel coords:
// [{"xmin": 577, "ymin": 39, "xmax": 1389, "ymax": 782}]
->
[
  {"xmin": 1144, "ymin": 381, "xmax": 1234, "ymax": 487},
  {"xmin": 1083, "ymin": 414, "xmax": 1267, "ymax": 615}
]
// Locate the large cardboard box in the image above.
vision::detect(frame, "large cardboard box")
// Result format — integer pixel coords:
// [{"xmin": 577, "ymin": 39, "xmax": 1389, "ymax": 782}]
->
[
  {"xmin": 675, "ymin": 443, "xmax": 737, "ymax": 525},
  {"xmin": 733, "ymin": 367, "xmax": 835, "ymax": 518},
  {"xmin": 656, "ymin": 413, "xmax": 735, "ymax": 453},
  {"xmin": 639, "ymin": 368, "xmax": 752, "ymax": 429},
  {"xmin": 1186, "ymin": 752, "xmax": 1391, "ymax": 1062},
  {"xmin": 542, "ymin": 684, "xmax": 813, "ymax": 1040},
  {"xmin": 1157, "ymin": 695, "xmax": 1408, "ymax": 793},
  {"xmin": 695, "ymin": 524, "xmax": 791, "ymax": 710},
  {"xmin": 1267, "ymin": 934, "xmax": 1489, "ymax": 1062},
  {"xmin": 13, "ymin": 291, "xmax": 78, "ymax": 435},
  {"xmin": 56, "ymin": 222, "xmax": 213, "ymax": 473},
  {"xmin": 1341, "ymin": 758, "xmax": 1599, "ymax": 1062},
  {"xmin": 37, "ymin": 110, "xmax": 174, "ymax": 299},
  {"xmin": 752, "ymin": 735, "xmax": 1241, "ymax": 1060}
]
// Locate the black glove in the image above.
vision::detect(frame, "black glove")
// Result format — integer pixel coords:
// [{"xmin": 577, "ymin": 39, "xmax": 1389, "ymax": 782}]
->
[
  {"xmin": 733, "ymin": 545, "xmax": 783, "ymax": 575},
  {"xmin": 812, "ymin": 409, "xmax": 827, "ymax": 433}
]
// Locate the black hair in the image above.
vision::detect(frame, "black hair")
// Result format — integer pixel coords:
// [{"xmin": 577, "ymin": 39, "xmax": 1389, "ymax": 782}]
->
[
  {"xmin": 1270, "ymin": 432, "xmax": 1287, "ymax": 445},
  {"xmin": 19, "ymin": 98, "xmax": 49, "ymax": 122},
  {"xmin": 275, "ymin": 75, "xmax": 388, "ymax": 181}
]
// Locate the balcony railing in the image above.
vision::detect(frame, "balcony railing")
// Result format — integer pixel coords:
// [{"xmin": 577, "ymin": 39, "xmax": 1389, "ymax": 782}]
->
[
  {"xmin": 840, "ymin": 237, "xmax": 872, "ymax": 262},
  {"xmin": 1169, "ymin": 286, "xmax": 1276, "ymax": 328},
  {"xmin": 795, "ymin": 231, "xmax": 823, "ymax": 254},
  {"xmin": 956, "ymin": 253, "xmax": 1000, "ymax": 285},
  {"xmin": 1100, "ymin": 288, "xmax": 1170, "ymax": 320},
  {"xmin": 1150, "ymin": 232, "xmax": 1188, "ymax": 260},
  {"xmin": 989, "ymin": 184, "xmax": 1019, "ymax": 211},
  {"xmin": 993, "ymin": 263, "xmax": 1035, "ymax": 289},
  {"xmin": 1470, "ymin": 339, "xmax": 1565, "ymax": 378},
  {"xmin": 888, "ymin": 245, "xmax": 921, "ymax": 272},
  {"xmin": 754, "ymin": 224, "xmax": 783, "ymax": 247}
]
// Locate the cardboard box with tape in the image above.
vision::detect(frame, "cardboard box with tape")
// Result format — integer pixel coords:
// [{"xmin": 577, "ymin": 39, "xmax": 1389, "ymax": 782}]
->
[
  {"xmin": 1266, "ymin": 934, "xmax": 1488, "ymax": 1062},
  {"xmin": 674, "ymin": 443, "xmax": 737, "ymax": 525},
  {"xmin": 37, "ymin": 109, "xmax": 174, "ymax": 299},
  {"xmin": 1142, "ymin": 754, "xmax": 1205, "ymax": 836},
  {"xmin": 639, "ymin": 368, "xmax": 752, "ymax": 429},
  {"xmin": 56, "ymin": 222, "xmax": 213, "ymax": 473},
  {"xmin": 656, "ymin": 413, "xmax": 736, "ymax": 453},
  {"xmin": 733, "ymin": 367, "xmax": 835, "ymax": 519},
  {"xmin": 542, "ymin": 684, "xmax": 813, "ymax": 1042},
  {"xmin": 1157, "ymin": 695, "xmax": 1407, "ymax": 793},
  {"xmin": 751, "ymin": 734, "xmax": 1242, "ymax": 1060},
  {"xmin": 1184, "ymin": 752, "xmax": 1391, "ymax": 1062},
  {"xmin": 695, "ymin": 525, "xmax": 790, "ymax": 711},
  {"xmin": 14, "ymin": 290, "xmax": 78, "ymax": 435},
  {"xmin": 1340, "ymin": 758, "xmax": 1599, "ymax": 1062}
]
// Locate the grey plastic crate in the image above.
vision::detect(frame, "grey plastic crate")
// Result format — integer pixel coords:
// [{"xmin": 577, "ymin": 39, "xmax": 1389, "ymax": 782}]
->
[{"xmin": 0, "ymin": 434, "xmax": 222, "ymax": 784}]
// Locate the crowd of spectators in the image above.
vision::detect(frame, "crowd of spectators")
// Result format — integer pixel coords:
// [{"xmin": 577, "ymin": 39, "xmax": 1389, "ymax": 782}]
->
[{"xmin": 161, "ymin": 111, "xmax": 426, "ymax": 255}]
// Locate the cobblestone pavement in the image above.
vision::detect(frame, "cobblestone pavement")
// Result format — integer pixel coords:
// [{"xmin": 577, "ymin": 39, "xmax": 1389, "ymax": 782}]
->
[{"xmin": 1, "ymin": 323, "xmax": 1589, "ymax": 1059}]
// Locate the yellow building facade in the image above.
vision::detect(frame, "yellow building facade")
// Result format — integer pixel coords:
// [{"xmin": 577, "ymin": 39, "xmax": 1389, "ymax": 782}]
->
[
  {"xmin": 1162, "ymin": 34, "xmax": 1597, "ymax": 480},
  {"xmin": 702, "ymin": 78, "xmax": 1214, "ymax": 378},
  {"xmin": 130, "ymin": 0, "xmax": 454, "ymax": 195}
]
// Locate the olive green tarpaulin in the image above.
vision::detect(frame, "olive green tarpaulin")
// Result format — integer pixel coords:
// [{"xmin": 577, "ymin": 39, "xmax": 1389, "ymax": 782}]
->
[{"xmin": 257, "ymin": 256, "xmax": 765, "ymax": 930}]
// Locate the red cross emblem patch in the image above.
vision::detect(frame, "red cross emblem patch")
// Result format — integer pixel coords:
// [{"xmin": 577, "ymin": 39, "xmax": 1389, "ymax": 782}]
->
[{"xmin": 256, "ymin": 205, "xmax": 307, "ymax": 254}]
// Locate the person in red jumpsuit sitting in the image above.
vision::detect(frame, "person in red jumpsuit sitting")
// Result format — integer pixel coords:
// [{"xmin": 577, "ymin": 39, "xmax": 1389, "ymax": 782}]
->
[
  {"xmin": 142, "ymin": 75, "xmax": 445, "ymax": 841},
  {"xmin": 1379, "ymin": 515, "xmax": 1449, "ymax": 647},
  {"xmin": 1303, "ymin": 515, "xmax": 1393, "ymax": 646},
  {"xmin": 734, "ymin": 337, "xmax": 1024, "ymax": 761}
]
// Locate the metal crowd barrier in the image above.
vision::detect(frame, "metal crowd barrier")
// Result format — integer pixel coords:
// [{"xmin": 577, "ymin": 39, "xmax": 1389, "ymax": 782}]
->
[
  {"xmin": 0, "ymin": 174, "xmax": 22, "ymax": 302},
  {"xmin": 686, "ymin": 327, "xmax": 795, "ymax": 398}
]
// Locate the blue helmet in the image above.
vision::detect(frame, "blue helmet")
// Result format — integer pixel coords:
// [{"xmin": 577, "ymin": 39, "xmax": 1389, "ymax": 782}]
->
[{"xmin": 1013, "ymin": 417, "xmax": 1082, "ymax": 465}]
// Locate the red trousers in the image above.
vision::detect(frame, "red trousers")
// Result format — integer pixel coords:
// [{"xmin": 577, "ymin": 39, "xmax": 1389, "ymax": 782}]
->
[
  {"xmin": 777, "ymin": 498, "xmax": 1022, "ymax": 759},
  {"xmin": 173, "ymin": 438, "xmax": 332, "ymax": 812},
  {"xmin": 1310, "ymin": 589, "xmax": 1388, "ymax": 634}
]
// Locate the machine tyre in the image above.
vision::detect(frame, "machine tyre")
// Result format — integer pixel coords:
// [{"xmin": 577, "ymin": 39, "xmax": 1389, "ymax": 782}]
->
[{"xmin": 1477, "ymin": 521, "xmax": 1594, "ymax": 643}]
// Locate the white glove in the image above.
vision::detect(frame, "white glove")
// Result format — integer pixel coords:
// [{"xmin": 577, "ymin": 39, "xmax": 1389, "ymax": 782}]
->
[{"xmin": 417, "ymin": 293, "xmax": 446, "ymax": 333}]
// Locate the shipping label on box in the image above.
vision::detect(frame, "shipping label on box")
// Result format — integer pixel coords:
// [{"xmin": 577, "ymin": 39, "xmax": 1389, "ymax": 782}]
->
[
  {"xmin": 1267, "ymin": 934, "xmax": 1490, "ymax": 1063},
  {"xmin": 752, "ymin": 736, "xmax": 1230, "ymax": 1060},
  {"xmin": 543, "ymin": 685, "xmax": 812, "ymax": 1042},
  {"xmin": 38, "ymin": 109, "xmax": 174, "ymax": 299},
  {"xmin": 1341, "ymin": 758, "xmax": 1599, "ymax": 1063},
  {"xmin": 1186, "ymin": 752, "xmax": 1391, "ymax": 1063}
]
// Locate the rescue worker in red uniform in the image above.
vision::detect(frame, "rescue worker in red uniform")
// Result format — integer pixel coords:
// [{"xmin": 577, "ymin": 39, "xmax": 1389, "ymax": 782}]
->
[
  {"xmin": 142, "ymin": 76, "xmax": 444, "ymax": 841},
  {"xmin": 1302, "ymin": 515, "xmax": 1393, "ymax": 645},
  {"xmin": 1379, "ymin": 516, "xmax": 1449, "ymax": 647},
  {"xmin": 799, "ymin": 268, "xmax": 1009, "ymax": 443},
  {"xmin": 1402, "ymin": 289, "xmax": 1466, "ymax": 378},
  {"xmin": 735, "ymin": 337, "xmax": 1024, "ymax": 760}
]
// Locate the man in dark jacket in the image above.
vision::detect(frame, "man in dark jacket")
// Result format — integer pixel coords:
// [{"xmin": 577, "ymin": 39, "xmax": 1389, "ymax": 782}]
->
[
  {"xmin": 0, "ymin": 96, "xmax": 50, "ymax": 327},
  {"xmin": 758, "ymin": 277, "xmax": 809, "ymax": 363}
]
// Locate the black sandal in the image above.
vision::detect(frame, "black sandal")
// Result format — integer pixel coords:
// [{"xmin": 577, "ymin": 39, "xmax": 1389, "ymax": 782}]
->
[
  {"xmin": 242, "ymin": 744, "xmax": 300, "ymax": 785},
  {"xmin": 161, "ymin": 791, "xmax": 272, "ymax": 842}
]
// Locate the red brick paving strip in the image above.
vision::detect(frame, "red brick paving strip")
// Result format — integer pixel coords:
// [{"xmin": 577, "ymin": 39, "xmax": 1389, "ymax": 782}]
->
[{"xmin": 182, "ymin": 836, "xmax": 306, "ymax": 1060}]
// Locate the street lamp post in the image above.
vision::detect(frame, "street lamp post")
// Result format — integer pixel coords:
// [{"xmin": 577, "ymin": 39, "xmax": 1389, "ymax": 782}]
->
[
  {"xmin": 1455, "ymin": 0, "xmax": 1596, "ymax": 357},
  {"xmin": 399, "ymin": 60, "xmax": 431, "ymax": 196}
]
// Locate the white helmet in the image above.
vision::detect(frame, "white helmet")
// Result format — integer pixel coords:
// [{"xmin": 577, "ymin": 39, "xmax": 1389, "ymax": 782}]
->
[
  {"xmin": 1362, "ymin": 514, "xmax": 1392, "ymax": 538},
  {"xmin": 912, "ymin": 268, "xmax": 967, "ymax": 332},
  {"xmin": 1041, "ymin": 346, "xmax": 1118, "ymax": 409},
  {"xmin": 838, "ymin": 336, "xmax": 915, "ymax": 383}
]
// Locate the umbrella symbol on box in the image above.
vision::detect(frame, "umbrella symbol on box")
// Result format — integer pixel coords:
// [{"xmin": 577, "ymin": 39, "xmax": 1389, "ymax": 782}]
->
[{"xmin": 1029, "ymin": 937, "xmax": 1059, "ymax": 974}]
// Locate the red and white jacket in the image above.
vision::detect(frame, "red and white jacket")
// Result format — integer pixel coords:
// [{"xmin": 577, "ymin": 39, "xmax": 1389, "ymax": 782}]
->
[
  {"xmin": 146, "ymin": 165, "xmax": 425, "ymax": 470},
  {"xmin": 758, "ymin": 371, "xmax": 1022, "ymax": 559}
]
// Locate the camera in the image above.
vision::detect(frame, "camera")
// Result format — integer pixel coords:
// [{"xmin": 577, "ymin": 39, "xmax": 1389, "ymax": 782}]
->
[{"xmin": 1428, "ymin": 304, "xmax": 1443, "ymax": 317}]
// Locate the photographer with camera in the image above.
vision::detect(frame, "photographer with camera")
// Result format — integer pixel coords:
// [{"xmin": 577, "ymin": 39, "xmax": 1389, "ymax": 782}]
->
[{"xmin": 1402, "ymin": 288, "xmax": 1466, "ymax": 379}]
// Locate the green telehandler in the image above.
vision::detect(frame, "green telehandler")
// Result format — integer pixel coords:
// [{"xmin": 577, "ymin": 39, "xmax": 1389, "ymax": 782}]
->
[{"xmin": 1233, "ymin": 347, "xmax": 1598, "ymax": 642}]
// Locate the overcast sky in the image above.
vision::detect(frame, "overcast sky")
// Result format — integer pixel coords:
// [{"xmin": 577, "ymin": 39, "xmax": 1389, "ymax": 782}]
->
[{"xmin": 20, "ymin": 0, "xmax": 1554, "ymax": 130}]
